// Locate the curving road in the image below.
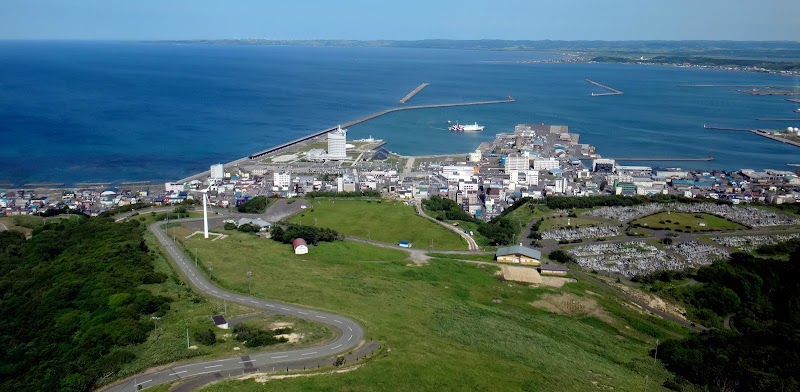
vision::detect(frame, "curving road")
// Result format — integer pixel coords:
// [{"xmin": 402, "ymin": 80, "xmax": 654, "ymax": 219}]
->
[
  {"xmin": 414, "ymin": 199, "xmax": 480, "ymax": 251},
  {"xmin": 103, "ymin": 220, "xmax": 365, "ymax": 392}
]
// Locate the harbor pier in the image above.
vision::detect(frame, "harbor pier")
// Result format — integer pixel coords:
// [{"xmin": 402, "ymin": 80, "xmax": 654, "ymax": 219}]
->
[
  {"xmin": 740, "ymin": 89, "xmax": 800, "ymax": 96},
  {"xmin": 586, "ymin": 79, "xmax": 623, "ymax": 96},
  {"xmin": 399, "ymin": 83, "xmax": 430, "ymax": 104},
  {"xmin": 175, "ymin": 97, "xmax": 516, "ymax": 183},
  {"xmin": 610, "ymin": 156, "xmax": 714, "ymax": 162},
  {"xmin": 702, "ymin": 125, "xmax": 751, "ymax": 132},
  {"xmin": 704, "ymin": 125, "xmax": 800, "ymax": 148}
]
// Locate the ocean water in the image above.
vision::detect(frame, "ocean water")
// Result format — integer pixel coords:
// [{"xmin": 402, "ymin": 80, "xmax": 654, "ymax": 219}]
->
[{"xmin": 1, "ymin": 41, "xmax": 798, "ymax": 186}]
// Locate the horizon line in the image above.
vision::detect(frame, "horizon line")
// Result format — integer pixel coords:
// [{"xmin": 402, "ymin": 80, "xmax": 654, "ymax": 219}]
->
[{"xmin": 1, "ymin": 38, "xmax": 800, "ymax": 43}]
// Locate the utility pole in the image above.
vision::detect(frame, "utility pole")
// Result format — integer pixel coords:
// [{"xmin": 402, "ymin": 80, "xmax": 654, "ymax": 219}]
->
[
  {"xmin": 247, "ymin": 271, "xmax": 253, "ymax": 294},
  {"xmin": 195, "ymin": 249, "xmax": 198, "ymax": 267},
  {"xmin": 186, "ymin": 322, "xmax": 190, "ymax": 349},
  {"xmin": 151, "ymin": 316, "xmax": 161, "ymax": 340},
  {"xmin": 653, "ymin": 339, "xmax": 659, "ymax": 364}
]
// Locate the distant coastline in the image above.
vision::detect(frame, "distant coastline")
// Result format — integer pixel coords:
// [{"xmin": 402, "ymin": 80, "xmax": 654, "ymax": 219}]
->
[{"xmin": 144, "ymin": 39, "xmax": 800, "ymax": 75}]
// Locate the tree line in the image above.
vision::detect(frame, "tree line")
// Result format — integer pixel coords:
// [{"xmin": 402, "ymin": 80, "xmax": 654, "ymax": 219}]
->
[
  {"xmin": 0, "ymin": 217, "xmax": 169, "ymax": 392},
  {"xmin": 306, "ymin": 190, "xmax": 381, "ymax": 198},
  {"xmin": 270, "ymin": 223, "xmax": 343, "ymax": 245},
  {"xmin": 237, "ymin": 196, "xmax": 270, "ymax": 213},
  {"xmin": 656, "ymin": 246, "xmax": 800, "ymax": 391}
]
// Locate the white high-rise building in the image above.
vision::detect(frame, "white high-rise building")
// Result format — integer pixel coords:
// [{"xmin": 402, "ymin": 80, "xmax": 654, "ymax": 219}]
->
[
  {"xmin": 210, "ymin": 163, "xmax": 225, "ymax": 181},
  {"xmin": 505, "ymin": 154, "xmax": 530, "ymax": 173},
  {"xmin": 554, "ymin": 177, "xmax": 567, "ymax": 194},
  {"xmin": 273, "ymin": 171, "xmax": 291, "ymax": 189},
  {"xmin": 533, "ymin": 157, "xmax": 560, "ymax": 171},
  {"xmin": 327, "ymin": 126, "xmax": 347, "ymax": 160}
]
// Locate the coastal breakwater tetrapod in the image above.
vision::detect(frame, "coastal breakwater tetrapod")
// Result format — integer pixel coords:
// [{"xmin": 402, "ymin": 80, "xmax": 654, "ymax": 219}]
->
[
  {"xmin": 586, "ymin": 79, "xmax": 623, "ymax": 96},
  {"xmin": 175, "ymin": 97, "xmax": 516, "ymax": 183},
  {"xmin": 399, "ymin": 83, "xmax": 430, "ymax": 104}
]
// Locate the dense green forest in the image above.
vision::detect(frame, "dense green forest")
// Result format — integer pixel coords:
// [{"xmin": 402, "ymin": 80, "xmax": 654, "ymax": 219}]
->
[
  {"xmin": 0, "ymin": 218, "xmax": 168, "ymax": 391},
  {"xmin": 658, "ymin": 246, "xmax": 800, "ymax": 391}
]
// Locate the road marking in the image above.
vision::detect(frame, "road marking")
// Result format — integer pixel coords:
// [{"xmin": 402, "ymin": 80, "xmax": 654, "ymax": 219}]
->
[
  {"xmin": 316, "ymin": 315, "xmax": 327, "ymax": 319},
  {"xmin": 135, "ymin": 379, "xmax": 153, "ymax": 386},
  {"xmin": 298, "ymin": 311, "xmax": 308, "ymax": 315},
  {"xmin": 239, "ymin": 360, "xmax": 255, "ymax": 364},
  {"xmin": 171, "ymin": 370, "xmax": 187, "ymax": 376},
  {"xmin": 265, "ymin": 304, "xmax": 275, "ymax": 308},
  {"xmin": 334, "ymin": 320, "xmax": 342, "ymax": 324},
  {"xmin": 280, "ymin": 307, "xmax": 290, "ymax": 311},
  {"xmin": 271, "ymin": 355, "xmax": 288, "ymax": 359},
  {"xmin": 347, "ymin": 326, "xmax": 353, "ymax": 332},
  {"xmin": 331, "ymin": 344, "xmax": 342, "ymax": 350},
  {"xmin": 204, "ymin": 364, "xmax": 223, "ymax": 369},
  {"xmin": 211, "ymin": 290, "xmax": 218, "ymax": 294},
  {"xmin": 348, "ymin": 335, "xmax": 353, "ymax": 341},
  {"xmin": 301, "ymin": 352, "xmax": 317, "ymax": 356},
  {"xmin": 249, "ymin": 300, "xmax": 258, "ymax": 304}
]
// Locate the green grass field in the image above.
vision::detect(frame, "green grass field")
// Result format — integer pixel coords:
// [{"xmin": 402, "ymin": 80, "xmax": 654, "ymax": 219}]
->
[
  {"xmin": 632, "ymin": 212, "xmax": 746, "ymax": 232},
  {"xmin": 288, "ymin": 199, "xmax": 467, "ymax": 250},
  {"xmin": 100, "ymin": 222, "xmax": 337, "ymax": 386},
  {"xmin": 173, "ymin": 230, "xmax": 686, "ymax": 392}
]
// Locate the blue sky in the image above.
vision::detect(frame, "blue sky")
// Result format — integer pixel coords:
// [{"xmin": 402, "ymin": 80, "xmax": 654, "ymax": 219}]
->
[{"xmin": 2, "ymin": 0, "xmax": 798, "ymax": 41}]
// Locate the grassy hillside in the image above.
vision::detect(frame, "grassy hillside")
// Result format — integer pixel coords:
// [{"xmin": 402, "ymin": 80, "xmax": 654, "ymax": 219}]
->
[
  {"xmin": 177, "ymin": 231, "xmax": 687, "ymax": 391},
  {"xmin": 287, "ymin": 199, "xmax": 466, "ymax": 250}
]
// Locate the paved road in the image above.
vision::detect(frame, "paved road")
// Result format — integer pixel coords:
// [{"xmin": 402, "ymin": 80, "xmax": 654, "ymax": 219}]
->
[
  {"xmin": 103, "ymin": 220, "xmax": 365, "ymax": 392},
  {"xmin": 414, "ymin": 200, "xmax": 480, "ymax": 251}
]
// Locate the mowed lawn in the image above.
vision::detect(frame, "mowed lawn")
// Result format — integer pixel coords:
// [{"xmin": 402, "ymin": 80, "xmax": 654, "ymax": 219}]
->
[
  {"xmin": 539, "ymin": 216, "xmax": 613, "ymax": 231},
  {"xmin": 287, "ymin": 199, "xmax": 467, "ymax": 250},
  {"xmin": 180, "ymin": 231, "xmax": 684, "ymax": 392},
  {"xmin": 632, "ymin": 212, "xmax": 746, "ymax": 232}
]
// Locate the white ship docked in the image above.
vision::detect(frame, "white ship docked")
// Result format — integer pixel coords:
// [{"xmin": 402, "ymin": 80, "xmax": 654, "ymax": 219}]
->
[{"xmin": 448, "ymin": 121, "xmax": 484, "ymax": 132}]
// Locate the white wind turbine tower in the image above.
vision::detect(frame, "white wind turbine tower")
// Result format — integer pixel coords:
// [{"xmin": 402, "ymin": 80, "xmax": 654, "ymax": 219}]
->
[{"xmin": 190, "ymin": 184, "xmax": 212, "ymax": 239}]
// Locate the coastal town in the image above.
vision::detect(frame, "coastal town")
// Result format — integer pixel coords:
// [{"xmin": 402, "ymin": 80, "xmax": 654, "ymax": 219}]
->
[
  {"xmin": 4, "ymin": 122, "xmax": 800, "ymax": 282},
  {"xmin": 4, "ymin": 5, "xmax": 800, "ymax": 391},
  {"xmin": 3, "ymin": 123, "xmax": 799, "ymax": 218}
]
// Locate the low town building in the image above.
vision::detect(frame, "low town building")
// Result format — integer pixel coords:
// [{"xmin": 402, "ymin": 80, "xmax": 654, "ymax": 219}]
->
[{"xmin": 495, "ymin": 245, "xmax": 541, "ymax": 266}]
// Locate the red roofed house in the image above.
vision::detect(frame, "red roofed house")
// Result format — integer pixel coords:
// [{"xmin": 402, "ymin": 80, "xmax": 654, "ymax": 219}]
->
[{"xmin": 293, "ymin": 238, "xmax": 308, "ymax": 255}]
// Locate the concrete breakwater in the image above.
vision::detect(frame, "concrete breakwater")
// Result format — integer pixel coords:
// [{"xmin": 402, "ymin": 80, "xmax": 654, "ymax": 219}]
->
[
  {"xmin": 399, "ymin": 83, "xmax": 430, "ymax": 104},
  {"xmin": 175, "ymin": 97, "xmax": 515, "ymax": 183},
  {"xmin": 611, "ymin": 156, "xmax": 714, "ymax": 162},
  {"xmin": 586, "ymin": 79, "xmax": 623, "ymax": 96},
  {"xmin": 704, "ymin": 125, "xmax": 800, "ymax": 149},
  {"xmin": 740, "ymin": 89, "xmax": 800, "ymax": 96}
]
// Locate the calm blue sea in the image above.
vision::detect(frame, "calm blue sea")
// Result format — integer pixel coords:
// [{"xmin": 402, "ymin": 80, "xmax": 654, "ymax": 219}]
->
[{"xmin": 1, "ymin": 41, "xmax": 798, "ymax": 186}]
